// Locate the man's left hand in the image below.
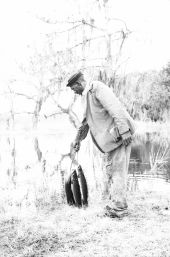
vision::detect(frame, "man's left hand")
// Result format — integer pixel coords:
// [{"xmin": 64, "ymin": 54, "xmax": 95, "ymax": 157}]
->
[{"xmin": 121, "ymin": 131, "xmax": 132, "ymax": 146}]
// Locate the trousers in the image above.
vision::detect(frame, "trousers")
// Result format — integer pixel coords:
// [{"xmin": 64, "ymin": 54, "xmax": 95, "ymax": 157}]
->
[{"xmin": 103, "ymin": 143, "xmax": 131, "ymax": 209}]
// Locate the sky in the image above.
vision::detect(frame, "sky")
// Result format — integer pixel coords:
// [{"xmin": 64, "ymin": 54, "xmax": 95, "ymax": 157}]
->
[{"xmin": 0, "ymin": 0, "xmax": 170, "ymax": 84}]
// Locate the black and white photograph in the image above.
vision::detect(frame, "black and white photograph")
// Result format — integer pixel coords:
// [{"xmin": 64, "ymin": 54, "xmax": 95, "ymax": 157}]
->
[{"xmin": 0, "ymin": 0, "xmax": 170, "ymax": 256}]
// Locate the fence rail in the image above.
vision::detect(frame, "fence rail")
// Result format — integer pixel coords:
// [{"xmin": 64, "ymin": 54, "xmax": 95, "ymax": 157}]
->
[{"xmin": 128, "ymin": 173, "xmax": 170, "ymax": 183}]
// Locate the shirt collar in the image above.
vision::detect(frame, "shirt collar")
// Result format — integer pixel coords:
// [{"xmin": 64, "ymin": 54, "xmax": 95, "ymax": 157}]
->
[{"xmin": 82, "ymin": 80, "xmax": 93, "ymax": 96}]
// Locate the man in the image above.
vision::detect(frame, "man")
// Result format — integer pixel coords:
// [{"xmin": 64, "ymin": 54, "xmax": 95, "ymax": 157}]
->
[{"xmin": 66, "ymin": 71, "xmax": 135, "ymax": 218}]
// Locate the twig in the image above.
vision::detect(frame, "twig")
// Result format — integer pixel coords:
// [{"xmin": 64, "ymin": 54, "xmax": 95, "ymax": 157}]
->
[{"xmin": 37, "ymin": 15, "xmax": 82, "ymax": 25}]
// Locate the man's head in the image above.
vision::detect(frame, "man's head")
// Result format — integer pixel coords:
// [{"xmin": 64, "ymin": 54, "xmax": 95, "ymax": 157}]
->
[{"xmin": 66, "ymin": 71, "xmax": 86, "ymax": 95}]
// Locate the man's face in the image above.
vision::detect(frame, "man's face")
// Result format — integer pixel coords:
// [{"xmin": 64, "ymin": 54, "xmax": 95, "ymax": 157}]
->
[{"xmin": 70, "ymin": 82, "xmax": 84, "ymax": 95}]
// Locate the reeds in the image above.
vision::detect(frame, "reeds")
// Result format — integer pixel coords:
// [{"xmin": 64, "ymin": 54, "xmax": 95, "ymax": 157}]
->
[{"xmin": 149, "ymin": 144, "xmax": 170, "ymax": 174}]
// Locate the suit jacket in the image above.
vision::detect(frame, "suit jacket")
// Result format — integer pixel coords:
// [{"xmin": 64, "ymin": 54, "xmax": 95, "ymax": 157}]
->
[{"xmin": 83, "ymin": 81, "xmax": 136, "ymax": 153}]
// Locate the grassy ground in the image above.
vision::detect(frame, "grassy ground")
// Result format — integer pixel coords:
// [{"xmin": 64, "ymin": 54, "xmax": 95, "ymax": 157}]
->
[{"xmin": 0, "ymin": 190, "xmax": 170, "ymax": 257}]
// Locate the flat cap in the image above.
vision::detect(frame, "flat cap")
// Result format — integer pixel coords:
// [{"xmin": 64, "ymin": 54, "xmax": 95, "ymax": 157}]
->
[{"xmin": 66, "ymin": 71, "xmax": 83, "ymax": 87}]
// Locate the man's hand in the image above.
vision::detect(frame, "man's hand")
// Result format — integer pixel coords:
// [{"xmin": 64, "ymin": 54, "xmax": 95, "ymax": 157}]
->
[
  {"xmin": 121, "ymin": 131, "xmax": 132, "ymax": 146},
  {"xmin": 73, "ymin": 141, "xmax": 80, "ymax": 152},
  {"xmin": 70, "ymin": 141, "xmax": 80, "ymax": 160}
]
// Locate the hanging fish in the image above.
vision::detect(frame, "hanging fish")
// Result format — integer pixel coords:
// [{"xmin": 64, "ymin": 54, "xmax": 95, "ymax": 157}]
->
[
  {"xmin": 71, "ymin": 170, "xmax": 82, "ymax": 207},
  {"xmin": 77, "ymin": 165, "xmax": 88, "ymax": 206},
  {"xmin": 65, "ymin": 173, "xmax": 75, "ymax": 206}
]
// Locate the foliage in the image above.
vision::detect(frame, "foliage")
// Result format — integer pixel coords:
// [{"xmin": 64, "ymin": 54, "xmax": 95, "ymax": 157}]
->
[
  {"xmin": 112, "ymin": 66, "xmax": 170, "ymax": 122},
  {"xmin": 161, "ymin": 62, "xmax": 170, "ymax": 88}
]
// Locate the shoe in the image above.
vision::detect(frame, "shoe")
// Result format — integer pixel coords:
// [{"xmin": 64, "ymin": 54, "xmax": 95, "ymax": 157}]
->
[
  {"xmin": 104, "ymin": 205, "xmax": 129, "ymax": 219},
  {"xmin": 104, "ymin": 208, "xmax": 120, "ymax": 218}
]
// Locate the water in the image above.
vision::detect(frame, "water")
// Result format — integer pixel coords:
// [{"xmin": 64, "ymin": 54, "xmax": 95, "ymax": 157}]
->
[
  {"xmin": 0, "ymin": 125, "xmax": 170, "ymax": 193},
  {"xmin": 129, "ymin": 133, "xmax": 170, "ymax": 182}
]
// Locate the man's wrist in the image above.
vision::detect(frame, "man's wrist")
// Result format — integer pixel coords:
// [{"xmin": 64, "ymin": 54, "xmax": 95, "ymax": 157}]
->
[{"xmin": 74, "ymin": 139, "xmax": 80, "ymax": 145}]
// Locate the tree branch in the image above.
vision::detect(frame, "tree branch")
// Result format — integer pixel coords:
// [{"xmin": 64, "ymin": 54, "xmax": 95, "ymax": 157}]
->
[
  {"xmin": 45, "ymin": 23, "xmax": 83, "ymax": 35},
  {"xmin": 10, "ymin": 92, "xmax": 37, "ymax": 101},
  {"xmin": 37, "ymin": 15, "xmax": 82, "ymax": 25}
]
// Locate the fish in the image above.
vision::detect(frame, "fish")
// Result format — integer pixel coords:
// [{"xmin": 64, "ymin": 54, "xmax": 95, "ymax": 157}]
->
[
  {"xmin": 71, "ymin": 170, "xmax": 82, "ymax": 207},
  {"xmin": 65, "ymin": 173, "xmax": 75, "ymax": 205},
  {"xmin": 77, "ymin": 165, "xmax": 88, "ymax": 206}
]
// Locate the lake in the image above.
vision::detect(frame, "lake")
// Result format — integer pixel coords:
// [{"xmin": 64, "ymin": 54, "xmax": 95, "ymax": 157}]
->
[{"xmin": 129, "ymin": 131, "xmax": 170, "ymax": 181}]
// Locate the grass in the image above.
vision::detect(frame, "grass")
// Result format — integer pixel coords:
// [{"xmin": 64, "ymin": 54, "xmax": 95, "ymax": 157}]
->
[{"xmin": 0, "ymin": 190, "xmax": 170, "ymax": 257}]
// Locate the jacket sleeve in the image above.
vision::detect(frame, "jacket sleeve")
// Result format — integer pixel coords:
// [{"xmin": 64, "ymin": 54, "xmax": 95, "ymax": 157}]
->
[
  {"xmin": 95, "ymin": 83, "xmax": 130, "ymax": 135},
  {"xmin": 75, "ymin": 118, "xmax": 89, "ymax": 142}
]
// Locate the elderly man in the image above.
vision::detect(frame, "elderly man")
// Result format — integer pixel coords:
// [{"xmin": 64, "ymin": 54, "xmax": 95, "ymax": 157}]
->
[{"xmin": 66, "ymin": 71, "xmax": 135, "ymax": 218}]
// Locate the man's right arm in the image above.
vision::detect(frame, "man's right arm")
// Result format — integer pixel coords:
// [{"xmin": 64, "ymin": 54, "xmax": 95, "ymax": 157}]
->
[
  {"xmin": 71, "ymin": 118, "xmax": 89, "ymax": 153},
  {"xmin": 75, "ymin": 118, "xmax": 89, "ymax": 142}
]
